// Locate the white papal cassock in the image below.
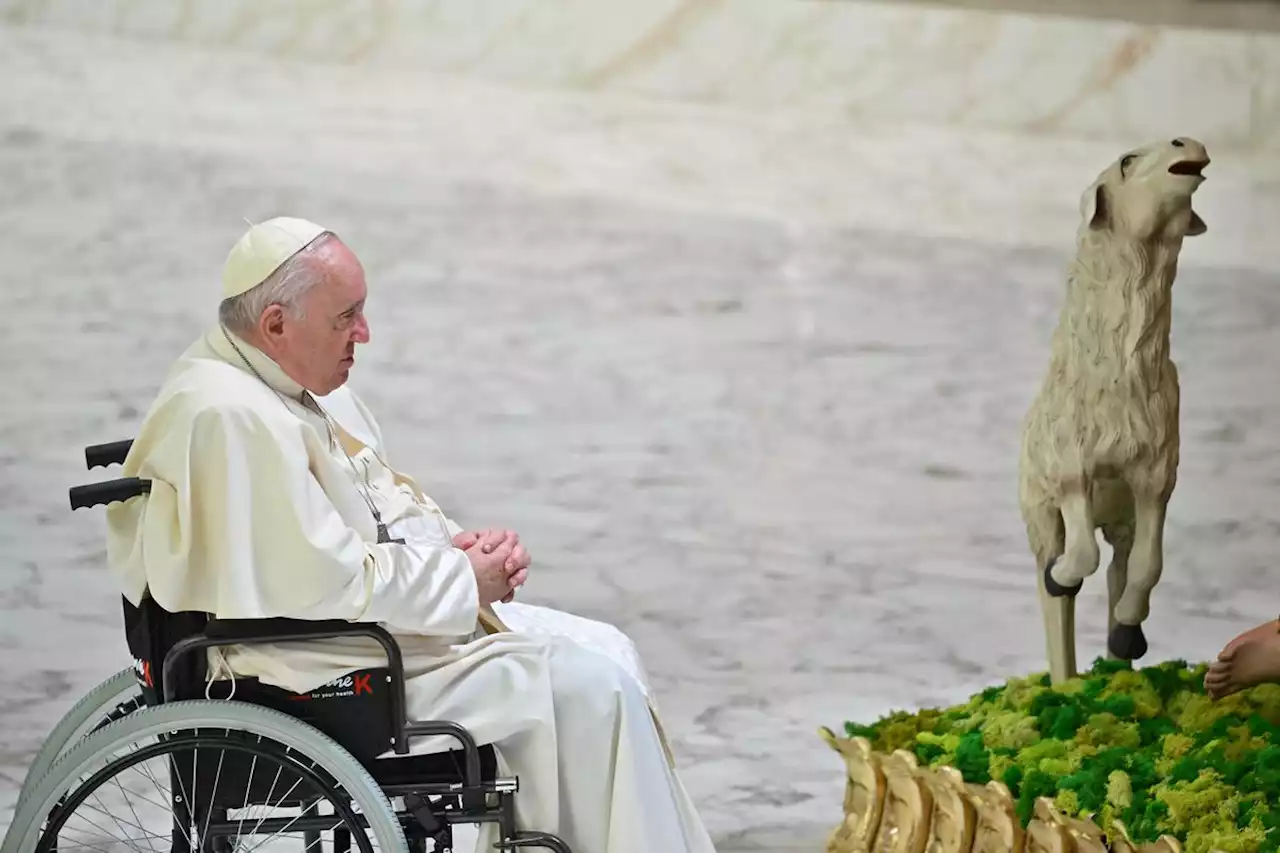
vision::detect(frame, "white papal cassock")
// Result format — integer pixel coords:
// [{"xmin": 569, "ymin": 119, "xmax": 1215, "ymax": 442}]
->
[{"xmin": 105, "ymin": 326, "xmax": 717, "ymax": 853}]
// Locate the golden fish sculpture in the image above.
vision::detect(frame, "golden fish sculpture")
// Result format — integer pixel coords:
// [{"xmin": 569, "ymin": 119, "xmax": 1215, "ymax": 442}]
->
[{"xmin": 818, "ymin": 729, "xmax": 1222, "ymax": 853}]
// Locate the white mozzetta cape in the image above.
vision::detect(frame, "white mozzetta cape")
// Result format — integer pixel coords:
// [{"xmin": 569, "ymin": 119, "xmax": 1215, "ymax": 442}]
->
[{"xmin": 107, "ymin": 327, "xmax": 486, "ymax": 684}]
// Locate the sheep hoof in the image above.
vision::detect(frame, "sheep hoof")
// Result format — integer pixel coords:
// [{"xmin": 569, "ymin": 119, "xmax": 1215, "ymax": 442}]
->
[
  {"xmin": 1108, "ymin": 623, "xmax": 1148, "ymax": 660},
  {"xmin": 1044, "ymin": 557, "xmax": 1082, "ymax": 598}
]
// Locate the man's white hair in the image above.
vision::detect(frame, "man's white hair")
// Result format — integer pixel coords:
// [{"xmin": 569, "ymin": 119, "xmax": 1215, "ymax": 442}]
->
[{"xmin": 218, "ymin": 231, "xmax": 337, "ymax": 336}]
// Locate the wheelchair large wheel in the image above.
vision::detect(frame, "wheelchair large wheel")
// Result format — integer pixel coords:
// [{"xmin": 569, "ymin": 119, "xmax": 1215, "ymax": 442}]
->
[
  {"xmin": 4, "ymin": 700, "xmax": 409, "ymax": 853},
  {"xmin": 16, "ymin": 667, "xmax": 144, "ymax": 809}
]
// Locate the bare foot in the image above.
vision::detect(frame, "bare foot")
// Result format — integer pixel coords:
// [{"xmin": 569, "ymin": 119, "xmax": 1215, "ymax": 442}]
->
[{"xmin": 1204, "ymin": 619, "xmax": 1280, "ymax": 699}]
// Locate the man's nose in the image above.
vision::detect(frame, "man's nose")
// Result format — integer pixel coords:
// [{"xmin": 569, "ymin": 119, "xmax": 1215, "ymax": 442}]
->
[{"xmin": 352, "ymin": 314, "xmax": 371, "ymax": 344}]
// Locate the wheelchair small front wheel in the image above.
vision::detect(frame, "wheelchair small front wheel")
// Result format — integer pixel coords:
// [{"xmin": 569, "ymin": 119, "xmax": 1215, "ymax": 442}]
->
[{"xmin": 4, "ymin": 700, "xmax": 409, "ymax": 853}]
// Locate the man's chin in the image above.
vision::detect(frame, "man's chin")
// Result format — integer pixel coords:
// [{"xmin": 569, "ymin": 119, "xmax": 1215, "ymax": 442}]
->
[{"xmin": 313, "ymin": 368, "xmax": 353, "ymax": 398}]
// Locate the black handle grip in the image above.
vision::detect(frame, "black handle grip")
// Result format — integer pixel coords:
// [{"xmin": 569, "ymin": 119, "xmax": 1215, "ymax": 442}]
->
[
  {"xmin": 69, "ymin": 477, "xmax": 151, "ymax": 510},
  {"xmin": 85, "ymin": 440, "xmax": 134, "ymax": 470}
]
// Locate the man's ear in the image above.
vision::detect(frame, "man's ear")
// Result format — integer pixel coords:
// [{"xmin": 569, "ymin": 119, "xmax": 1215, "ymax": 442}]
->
[
  {"xmin": 1081, "ymin": 183, "xmax": 1109, "ymax": 231},
  {"xmin": 257, "ymin": 304, "xmax": 287, "ymax": 342},
  {"xmin": 1187, "ymin": 208, "xmax": 1207, "ymax": 236}
]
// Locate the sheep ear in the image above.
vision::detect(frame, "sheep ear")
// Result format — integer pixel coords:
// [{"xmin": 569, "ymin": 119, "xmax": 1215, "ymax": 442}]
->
[
  {"xmin": 1082, "ymin": 183, "xmax": 1109, "ymax": 231},
  {"xmin": 1187, "ymin": 209, "xmax": 1207, "ymax": 236}
]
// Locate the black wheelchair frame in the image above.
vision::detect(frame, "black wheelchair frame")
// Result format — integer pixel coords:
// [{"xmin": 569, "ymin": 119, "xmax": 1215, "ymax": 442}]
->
[{"xmin": 68, "ymin": 438, "xmax": 572, "ymax": 852}]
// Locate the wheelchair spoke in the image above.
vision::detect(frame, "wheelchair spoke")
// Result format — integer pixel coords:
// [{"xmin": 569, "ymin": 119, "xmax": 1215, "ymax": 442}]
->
[
  {"xmin": 105, "ymin": 773, "xmax": 162, "ymax": 853},
  {"xmin": 113, "ymin": 764, "xmax": 175, "ymax": 814},
  {"xmin": 72, "ymin": 795, "xmax": 174, "ymax": 842},
  {"xmin": 237, "ymin": 751, "xmax": 260, "ymax": 815},
  {"xmin": 239, "ymin": 758, "xmax": 296, "ymax": 841},
  {"xmin": 88, "ymin": 787, "xmax": 166, "ymax": 853},
  {"xmin": 51, "ymin": 806, "xmax": 168, "ymax": 852},
  {"xmin": 36, "ymin": 833, "xmax": 143, "ymax": 853},
  {"xmin": 197, "ymin": 740, "xmax": 228, "ymax": 847},
  {"xmin": 57, "ymin": 816, "xmax": 172, "ymax": 850},
  {"xmin": 86, "ymin": 786, "xmax": 154, "ymax": 849}
]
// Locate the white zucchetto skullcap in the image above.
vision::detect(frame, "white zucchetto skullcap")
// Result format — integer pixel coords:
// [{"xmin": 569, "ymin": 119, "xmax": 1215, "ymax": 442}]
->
[{"xmin": 222, "ymin": 216, "xmax": 330, "ymax": 299}]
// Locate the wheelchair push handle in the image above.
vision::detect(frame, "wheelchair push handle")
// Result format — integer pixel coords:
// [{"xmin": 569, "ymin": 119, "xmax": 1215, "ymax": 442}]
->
[
  {"xmin": 69, "ymin": 477, "xmax": 151, "ymax": 510},
  {"xmin": 85, "ymin": 439, "xmax": 134, "ymax": 469}
]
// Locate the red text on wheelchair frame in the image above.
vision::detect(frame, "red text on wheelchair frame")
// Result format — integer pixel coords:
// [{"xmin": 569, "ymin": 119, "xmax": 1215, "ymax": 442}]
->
[{"xmin": 290, "ymin": 672, "xmax": 375, "ymax": 701}]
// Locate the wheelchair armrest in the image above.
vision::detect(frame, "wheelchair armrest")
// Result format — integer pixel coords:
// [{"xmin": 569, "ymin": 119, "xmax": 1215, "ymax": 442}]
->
[
  {"xmin": 162, "ymin": 618, "xmax": 411, "ymax": 754},
  {"xmin": 202, "ymin": 617, "xmax": 395, "ymax": 646}
]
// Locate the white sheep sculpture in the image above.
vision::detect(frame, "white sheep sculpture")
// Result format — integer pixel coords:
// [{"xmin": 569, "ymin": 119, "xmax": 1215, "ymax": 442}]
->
[{"xmin": 1018, "ymin": 137, "xmax": 1209, "ymax": 684}]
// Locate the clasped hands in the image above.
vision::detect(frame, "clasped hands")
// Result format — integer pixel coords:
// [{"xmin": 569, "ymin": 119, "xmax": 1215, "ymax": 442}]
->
[{"xmin": 453, "ymin": 528, "xmax": 530, "ymax": 605}]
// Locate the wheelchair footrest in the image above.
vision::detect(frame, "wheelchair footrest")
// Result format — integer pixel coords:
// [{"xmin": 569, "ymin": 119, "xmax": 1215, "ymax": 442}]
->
[{"xmin": 505, "ymin": 832, "xmax": 573, "ymax": 852}]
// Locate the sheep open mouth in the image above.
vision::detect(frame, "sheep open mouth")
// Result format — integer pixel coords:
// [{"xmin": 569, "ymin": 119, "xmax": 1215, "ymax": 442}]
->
[{"xmin": 1168, "ymin": 159, "xmax": 1208, "ymax": 176}]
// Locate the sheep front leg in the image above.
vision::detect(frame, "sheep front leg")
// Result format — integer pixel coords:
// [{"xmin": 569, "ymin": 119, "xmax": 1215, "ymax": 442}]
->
[
  {"xmin": 1045, "ymin": 491, "xmax": 1100, "ymax": 596},
  {"xmin": 1110, "ymin": 496, "xmax": 1166, "ymax": 661},
  {"xmin": 1039, "ymin": 556, "xmax": 1078, "ymax": 683}
]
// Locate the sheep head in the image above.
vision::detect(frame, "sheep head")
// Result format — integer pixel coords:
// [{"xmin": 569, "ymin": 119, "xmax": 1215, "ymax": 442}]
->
[{"xmin": 1079, "ymin": 138, "xmax": 1209, "ymax": 243}]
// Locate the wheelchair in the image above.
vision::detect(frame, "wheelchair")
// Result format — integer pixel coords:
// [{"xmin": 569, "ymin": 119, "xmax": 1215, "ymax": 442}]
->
[{"xmin": 1, "ymin": 439, "xmax": 572, "ymax": 853}]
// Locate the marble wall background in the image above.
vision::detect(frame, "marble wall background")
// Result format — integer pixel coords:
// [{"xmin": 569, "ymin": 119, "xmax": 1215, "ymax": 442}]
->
[
  {"xmin": 1, "ymin": 18, "xmax": 1277, "ymax": 275},
  {"xmin": 2, "ymin": 0, "xmax": 1279, "ymax": 155}
]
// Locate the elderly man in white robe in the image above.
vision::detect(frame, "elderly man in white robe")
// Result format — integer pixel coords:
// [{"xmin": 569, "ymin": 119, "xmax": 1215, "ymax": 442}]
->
[{"xmin": 105, "ymin": 217, "xmax": 718, "ymax": 853}]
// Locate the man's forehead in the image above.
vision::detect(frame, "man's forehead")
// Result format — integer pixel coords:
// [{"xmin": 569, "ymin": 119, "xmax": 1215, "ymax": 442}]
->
[
  {"xmin": 321, "ymin": 236, "xmax": 361, "ymax": 266},
  {"xmin": 309, "ymin": 240, "xmax": 365, "ymax": 287},
  {"xmin": 326, "ymin": 267, "xmax": 367, "ymax": 310}
]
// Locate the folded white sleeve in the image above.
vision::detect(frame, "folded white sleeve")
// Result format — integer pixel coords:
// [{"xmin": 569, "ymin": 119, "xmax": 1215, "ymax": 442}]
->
[{"xmin": 184, "ymin": 406, "xmax": 480, "ymax": 636}]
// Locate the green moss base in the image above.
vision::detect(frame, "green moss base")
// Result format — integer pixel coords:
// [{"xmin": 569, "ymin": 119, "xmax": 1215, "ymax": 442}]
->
[{"xmin": 840, "ymin": 659, "xmax": 1280, "ymax": 853}]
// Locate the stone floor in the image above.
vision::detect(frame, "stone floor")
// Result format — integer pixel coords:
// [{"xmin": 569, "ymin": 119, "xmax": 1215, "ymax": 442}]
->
[{"xmin": 1, "ymin": 19, "xmax": 1278, "ymax": 853}]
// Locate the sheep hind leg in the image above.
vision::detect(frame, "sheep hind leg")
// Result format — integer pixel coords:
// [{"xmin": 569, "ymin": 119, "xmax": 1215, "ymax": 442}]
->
[
  {"xmin": 1111, "ymin": 496, "xmax": 1167, "ymax": 662},
  {"xmin": 1101, "ymin": 521, "xmax": 1134, "ymax": 659},
  {"xmin": 1046, "ymin": 490, "xmax": 1101, "ymax": 595}
]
